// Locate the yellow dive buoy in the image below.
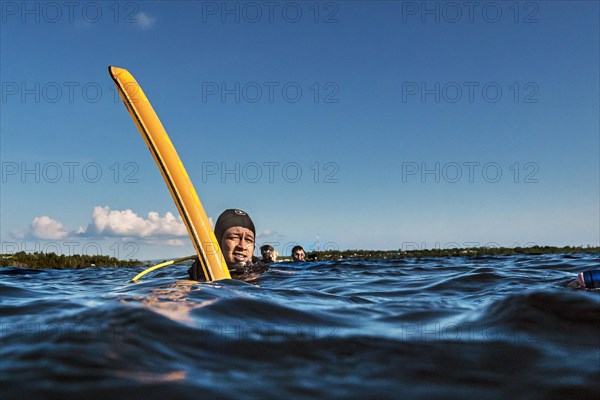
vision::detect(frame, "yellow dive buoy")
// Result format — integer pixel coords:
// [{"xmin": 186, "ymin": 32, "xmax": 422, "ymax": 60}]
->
[{"xmin": 109, "ymin": 66, "xmax": 230, "ymax": 282}]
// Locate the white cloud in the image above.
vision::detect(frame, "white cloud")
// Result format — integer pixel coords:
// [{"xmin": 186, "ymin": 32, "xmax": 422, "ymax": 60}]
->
[
  {"xmin": 135, "ymin": 11, "xmax": 156, "ymax": 29},
  {"xmin": 30, "ymin": 216, "xmax": 69, "ymax": 240},
  {"xmin": 86, "ymin": 206, "xmax": 187, "ymax": 238},
  {"xmin": 12, "ymin": 207, "xmax": 189, "ymax": 245},
  {"xmin": 146, "ymin": 239, "xmax": 186, "ymax": 247}
]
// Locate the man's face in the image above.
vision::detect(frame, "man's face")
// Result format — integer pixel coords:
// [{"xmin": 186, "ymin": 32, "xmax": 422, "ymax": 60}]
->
[
  {"xmin": 221, "ymin": 227, "xmax": 255, "ymax": 266},
  {"xmin": 292, "ymin": 249, "xmax": 305, "ymax": 261}
]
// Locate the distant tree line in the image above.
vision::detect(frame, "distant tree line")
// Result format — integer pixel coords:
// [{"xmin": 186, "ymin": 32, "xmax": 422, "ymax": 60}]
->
[
  {"xmin": 306, "ymin": 245, "xmax": 600, "ymax": 260},
  {"xmin": 0, "ymin": 251, "xmax": 144, "ymax": 269},
  {"xmin": 2, "ymin": 246, "xmax": 598, "ymax": 269}
]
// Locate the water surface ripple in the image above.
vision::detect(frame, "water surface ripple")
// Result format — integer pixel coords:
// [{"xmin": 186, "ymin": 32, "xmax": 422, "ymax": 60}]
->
[{"xmin": 1, "ymin": 253, "xmax": 599, "ymax": 399}]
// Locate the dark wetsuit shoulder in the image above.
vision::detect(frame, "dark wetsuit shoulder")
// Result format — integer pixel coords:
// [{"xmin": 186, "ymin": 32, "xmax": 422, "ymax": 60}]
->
[{"xmin": 188, "ymin": 257, "xmax": 268, "ymax": 281}]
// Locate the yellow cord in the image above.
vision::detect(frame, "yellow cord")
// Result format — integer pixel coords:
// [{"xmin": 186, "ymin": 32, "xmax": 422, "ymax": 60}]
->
[{"xmin": 131, "ymin": 255, "xmax": 197, "ymax": 282}]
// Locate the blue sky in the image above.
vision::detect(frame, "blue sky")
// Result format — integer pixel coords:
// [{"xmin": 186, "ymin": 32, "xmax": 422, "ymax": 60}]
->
[{"xmin": 1, "ymin": 1, "xmax": 598, "ymax": 260}]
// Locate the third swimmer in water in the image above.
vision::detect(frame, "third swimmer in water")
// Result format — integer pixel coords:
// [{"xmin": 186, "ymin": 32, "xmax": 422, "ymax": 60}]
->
[
  {"xmin": 291, "ymin": 245, "xmax": 306, "ymax": 262},
  {"xmin": 188, "ymin": 209, "xmax": 268, "ymax": 281}
]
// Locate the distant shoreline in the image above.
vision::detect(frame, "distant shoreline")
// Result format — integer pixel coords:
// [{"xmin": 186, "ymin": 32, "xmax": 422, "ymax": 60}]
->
[
  {"xmin": 2, "ymin": 246, "xmax": 597, "ymax": 269},
  {"xmin": 304, "ymin": 245, "xmax": 599, "ymax": 261},
  {"xmin": 0, "ymin": 252, "xmax": 144, "ymax": 270}
]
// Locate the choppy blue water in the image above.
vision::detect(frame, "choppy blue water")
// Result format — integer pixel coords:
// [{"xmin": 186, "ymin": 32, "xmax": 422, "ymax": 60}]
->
[{"xmin": 1, "ymin": 253, "xmax": 599, "ymax": 399}]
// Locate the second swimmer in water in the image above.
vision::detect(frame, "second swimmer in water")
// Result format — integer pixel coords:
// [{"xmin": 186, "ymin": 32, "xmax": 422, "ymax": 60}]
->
[
  {"xmin": 260, "ymin": 244, "xmax": 278, "ymax": 263},
  {"xmin": 188, "ymin": 209, "xmax": 268, "ymax": 282}
]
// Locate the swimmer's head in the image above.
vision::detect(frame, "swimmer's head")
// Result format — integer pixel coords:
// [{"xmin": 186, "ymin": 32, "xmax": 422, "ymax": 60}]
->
[
  {"xmin": 291, "ymin": 245, "xmax": 305, "ymax": 262},
  {"xmin": 260, "ymin": 244, "xmax": 276, "ymax": 263},
  {"xmin": 214, "ymin": 209, "xmax": 256, "ymax": 267},
  {"xmin": 214, "ymin": 209, "xmax": 255, "ymax": 244}
]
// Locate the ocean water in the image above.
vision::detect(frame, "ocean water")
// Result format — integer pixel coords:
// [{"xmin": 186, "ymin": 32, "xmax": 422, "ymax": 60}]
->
[{"xmin": 1, "ymin": 253, "xmax": 599, "ymax": 399}]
